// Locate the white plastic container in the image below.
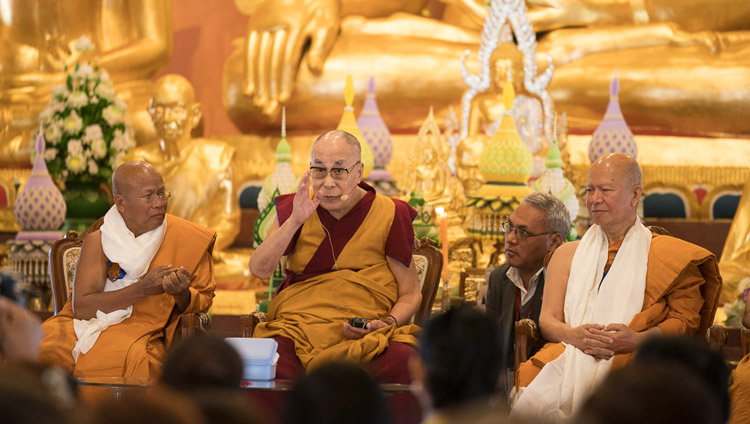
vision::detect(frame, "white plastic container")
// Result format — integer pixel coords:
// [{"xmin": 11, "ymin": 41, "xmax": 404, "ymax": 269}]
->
[{"xmin": 225, "ymin": 337, "xmax": 279, "ymax": 381}]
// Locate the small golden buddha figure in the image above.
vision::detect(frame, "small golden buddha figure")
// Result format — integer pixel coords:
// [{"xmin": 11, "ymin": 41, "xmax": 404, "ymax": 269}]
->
[
  {"xmin": 126, "ymin": 75, "xmax": 246, "ymax": 286},
  {"xmin": 404, "ymin": 109, "xmax": 452, "ymax": 206},
  {"xmin": 0, "ymin": 0, "xmax": 172, "ymax": 164},
  {"xmin": 455, "ymin": 134, "xmax": 487, "ymax": 196}
]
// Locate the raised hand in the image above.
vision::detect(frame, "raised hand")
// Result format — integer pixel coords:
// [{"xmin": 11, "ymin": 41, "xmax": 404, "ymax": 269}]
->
[
  {"xmin": 290, "ymin": 170, "xmax": 323, "ymax": 227},
  {"xmin": 242, "ymin": 0, "xmax": 340, "ymax": 116}
]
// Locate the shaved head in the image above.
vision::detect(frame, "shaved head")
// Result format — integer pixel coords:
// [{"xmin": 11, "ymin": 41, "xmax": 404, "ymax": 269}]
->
[
  {"xmin": 112, "ymin": 161, "xmax": 161, "ymax": 196},
  {"xmin": 591, "ymin": 153, "xmax": 642, "ymax": 188},
  {"xmin": 311, "ymin": 130, "xmax": 361, "ymax": 160}
]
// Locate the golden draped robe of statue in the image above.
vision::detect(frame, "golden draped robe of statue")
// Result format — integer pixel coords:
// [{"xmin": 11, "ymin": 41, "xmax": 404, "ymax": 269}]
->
[{"xmin": 224, "ymin": 0, "xmax": 750, "ymax": 138}]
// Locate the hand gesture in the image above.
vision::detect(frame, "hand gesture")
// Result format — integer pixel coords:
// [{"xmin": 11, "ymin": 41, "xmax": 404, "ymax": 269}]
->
[
  {"xmin": 139, "ymin": 265, "xmax": 173, "ymax": 296},
  {"xmin": 343, "ymin": 319, "xmax": 389, "ymax": 340},
  {"xmin": 290, "ymin": 170, "xmax": 323, "ymax": 227},
  {"xmin": 0, "ymin": 297, "xmax": 43, "ymax": 360},
  {"xmin": 242, "ymin": 0, "xmax": 340, "ymax": 116},
  {"xmin": 567, "ymin": 323, "xmax": 616, "ymax": 360},
  {"xmin": 590, "ymin": 323, "xmax": 643, "ymax": 355},
  {"xmin": 162, "ymin": 267, "xmax": 192, "ymax": 295}
]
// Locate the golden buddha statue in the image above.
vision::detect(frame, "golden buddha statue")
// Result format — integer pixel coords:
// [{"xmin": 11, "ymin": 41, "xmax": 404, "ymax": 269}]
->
[
  {"xmin": 719, "ymin": 176, "xmax": 750, "ymax": 303},
  {"xmin": 127, "ymin": 74, "xmax": 240, "ymax": 251},
  {"xmin": 404, "ymin": 108, "xmax": 452, "ymax": 206},
  {"xmin": 225, "ymin": 0, "xmax": 750, "ymax": 137},
  {"xmin": 0, "ymin": 0, "xmax": 172, "ymax": 164},
  {"xmin": 126, "ymin": 75, "xmax": 251, "ymax": 290}
]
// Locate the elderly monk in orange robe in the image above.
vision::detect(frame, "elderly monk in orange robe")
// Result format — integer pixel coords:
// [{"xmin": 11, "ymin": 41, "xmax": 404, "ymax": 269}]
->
[
  {"xmin": 249, "ymin": 130, "xmax": 421, "ymax": 383},
  {"xmin": 511, "ymin": 154, "xmax": 722, "ymax": 423},
  {"xmin": 39, "ymin": 161, "xmax": 216, "ymax": 378}
]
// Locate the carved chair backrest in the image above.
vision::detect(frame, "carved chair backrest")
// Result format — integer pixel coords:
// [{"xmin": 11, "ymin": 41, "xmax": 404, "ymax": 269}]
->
[
  {"xmin": 48, "ymin": 218, "xmax": 104, "ymax": 314},
  {"xmin": 412, "ymin": 237, "xmax": 443, "ymax": 326}
]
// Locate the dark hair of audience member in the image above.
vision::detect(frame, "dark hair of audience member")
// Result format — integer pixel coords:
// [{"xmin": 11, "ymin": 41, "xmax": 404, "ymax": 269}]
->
[
  {"xmin": 576, "ymin": 363, "xmax": 723, "ymax": 424},
  {"xmin": 84, "ymin": 388, "xmax": 205, "ymax": 424},
  {"xmin": 282, "ymin": 361, "xmax": 391, "ymax": 424},
  {"xmin": 418, "ymin": 305, "xmax": 503, "ymax": 410},
  {"xmin": 0, "ymin": 360, "xmax": 77, "ymax": 424},
  {"xmin": 160, "ymin": 333, "xmax": 243, "ymax": 391},
  {"xmin": 633, "ymin": 335, "xmax": 730, "ymax": 423},
  {"xmin": 187, "ymin": 389, "xmax": 263, "ymax": 424}
]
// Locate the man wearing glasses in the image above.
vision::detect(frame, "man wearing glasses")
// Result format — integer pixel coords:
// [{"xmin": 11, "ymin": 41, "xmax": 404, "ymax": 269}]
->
[
  {"xmin": 249, "ymin": 130, "xmax": 421, "ymax": 383},
  {"xmin": 512, "ymin": 154, "xmax": 722, "ymax": 421},
  {"xmin": 40, "ymin": 161, "xmax": 217, "ymax": 378},
  {"xmin": 486, "ymin": 192, "xmax": 569, "ymax": 396}
]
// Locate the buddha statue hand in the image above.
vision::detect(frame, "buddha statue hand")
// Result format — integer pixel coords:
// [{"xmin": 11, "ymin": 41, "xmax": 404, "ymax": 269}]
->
[{"xmin": 240, "ymin": 0, "xmax": 341, "ymax": 116}]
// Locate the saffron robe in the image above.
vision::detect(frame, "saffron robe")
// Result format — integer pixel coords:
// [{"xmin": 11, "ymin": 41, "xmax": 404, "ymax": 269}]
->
[
  {"xmin": 253, "ymin": 183, "xmax": 420, "ymax": 370},
  {"xmin": 517, "ymin": 234, "xmax": 722, "ymax": 388},
  {"xmin": 39, "ymin": 215, "xmax": 216, "ymax": 378}
]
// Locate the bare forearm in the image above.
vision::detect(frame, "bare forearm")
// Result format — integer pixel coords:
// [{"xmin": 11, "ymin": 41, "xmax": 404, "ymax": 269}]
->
[
  {"xmin": 389, "ymin": 292, "xmax": 422, "ymax": 325},
  {"xmin": 249, "ymin": 219, "xmax": 303, "ymax": 278},
  {"xmin": 73, "ymin": 282, "xmax": 147, "ymax": 320},
  {"xmin": 172, "ymin": 289, "xmax": 191, "ymax": 314},
  {"xmin": 540, "ymin": 313, "xmax": 572, "ymax": 344}
]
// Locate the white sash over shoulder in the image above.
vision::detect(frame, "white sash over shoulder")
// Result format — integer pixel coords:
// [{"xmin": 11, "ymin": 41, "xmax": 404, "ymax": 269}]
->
[
  {"xmin": 512, "ymin": 219, "xmax": 651, "ymax": 422},
  {"xmin": 71, "ymin": 206, "xmax": 166, "ymax": 362}
]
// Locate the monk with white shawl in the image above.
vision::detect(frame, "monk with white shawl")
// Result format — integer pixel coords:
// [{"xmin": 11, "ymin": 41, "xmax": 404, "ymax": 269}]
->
[
  {"xmin": 39, "ymin": 161, "xmax": 216, "ymax": 378},
  {"xmin": 511, "ymin": 154, "xmax": 721, "ymax": 422}
]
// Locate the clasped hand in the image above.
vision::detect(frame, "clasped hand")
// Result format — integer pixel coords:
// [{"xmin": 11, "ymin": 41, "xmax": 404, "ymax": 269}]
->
[
  {"xmin": 342, "ymin": 319, "xmax": 389, "ymax": 340},
  {"xmin": 140, "ymin": 265, "xmax": 192, "ymax": 297},
  {"xmin": 570, "ymin": 323, "xmax": 642, "ymax": 360}
]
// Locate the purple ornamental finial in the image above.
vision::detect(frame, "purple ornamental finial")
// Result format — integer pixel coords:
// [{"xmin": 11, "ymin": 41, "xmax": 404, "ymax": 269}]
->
[
  {"xmin": 36, "ymin": 133, "xmax": 45, "ymax": 156},
  {"xmin": 368, "ymin": 76, "xmax": 375, "ymax": 96},
  {"xmin": 610, "ymin": 69, "xmax": 619, "ymax": 97}
]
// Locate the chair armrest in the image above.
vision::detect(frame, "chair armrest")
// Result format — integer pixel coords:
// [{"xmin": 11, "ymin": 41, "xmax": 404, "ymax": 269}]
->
[
  {"xmin": 706, "ymin": 325, "xmax": 728, "ymax": 352},
  {"xmin": 180, "ymin": 312, "xmax": 211, "ymax": 339},
  {"xmin": 514, "ymin": 318, "xmax": 540, "ymax": 371},
  {"xmin": 240, "ymin": 311, "xmax": 267, "ymax": 337}
]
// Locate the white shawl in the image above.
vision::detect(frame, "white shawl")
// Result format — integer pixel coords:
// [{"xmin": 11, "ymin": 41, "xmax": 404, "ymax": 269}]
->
[
  {"xmin": 511, "ymin": 219, "xmax": 651, "ymax": 422},
  {"xmin": 71, "ymin": 206, "xmax": 166, "ymax": 361}
]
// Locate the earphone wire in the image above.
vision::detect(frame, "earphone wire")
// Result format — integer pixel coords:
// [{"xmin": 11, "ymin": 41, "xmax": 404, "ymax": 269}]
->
[{"xmin": 320, "ymin": 220, "xmax": 351, "ymax": 315}]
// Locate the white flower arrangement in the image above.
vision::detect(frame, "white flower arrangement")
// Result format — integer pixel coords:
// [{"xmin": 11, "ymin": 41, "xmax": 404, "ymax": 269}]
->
[
  {"xmin": 723, "ymin": 277, "xmax": 750, "ymax": 328},
  {"xmin": 38, "ymin": 36, "xmax": 135, "ymax": 186}
]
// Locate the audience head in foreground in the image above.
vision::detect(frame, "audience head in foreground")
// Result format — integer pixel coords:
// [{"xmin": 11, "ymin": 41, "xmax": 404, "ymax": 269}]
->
[
  {"xmin": 160, "ymin": 333, "xmax": 243, "ymax": 391},
  {"xmin": 283, "ymin": 361, "xmax": 390, "ymax": 424},
  {"xmin": 412, "ymin": 305, "xmax": 504, "ymax": 416}
]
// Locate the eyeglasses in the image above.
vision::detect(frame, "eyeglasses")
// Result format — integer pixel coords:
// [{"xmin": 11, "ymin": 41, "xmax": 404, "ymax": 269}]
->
[
  {"xmin": 138, "ymin": 191, "xmax": 171, "ymax": 205},
  {"xmin": 501, "ymin": 221, "xmax": 552, "ymax": 242},
  {"xmin": 309, "ymin": 161, "xmax": 360, "ymax": 181}
]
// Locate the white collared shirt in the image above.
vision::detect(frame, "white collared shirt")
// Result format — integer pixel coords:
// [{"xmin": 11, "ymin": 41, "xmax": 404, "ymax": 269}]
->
[{"xmin": 506, "ymin": 267, "xmax": 545, "ymax": 306}]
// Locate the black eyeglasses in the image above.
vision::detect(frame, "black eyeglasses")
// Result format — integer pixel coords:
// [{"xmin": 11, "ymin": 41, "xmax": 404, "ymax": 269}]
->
[
  {"xmin": 309, "ymin": 161, "xmax": 360, "ymax": 181},
  {"xmin": 501, "ymin": 221, "xmax": 552, "ymax": 242}
]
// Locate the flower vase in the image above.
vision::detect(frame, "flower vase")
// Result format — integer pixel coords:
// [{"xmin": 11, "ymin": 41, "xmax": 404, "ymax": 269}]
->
[{"xmin": 62, "ymin": 181, "xmax": 112, "ymax": 234}]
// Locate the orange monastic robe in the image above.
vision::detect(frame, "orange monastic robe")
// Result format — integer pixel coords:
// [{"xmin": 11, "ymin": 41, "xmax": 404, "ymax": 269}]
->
[
  {"xmin": 517, "ymin": 234, "xmax": 722, "ymax": 387},
  {"xmin": 39, "ymin": 215, "xmax": 216, "ymax": 378},
  {"xmin": 253, "ymin": 191, "xmax": 420, "ymax": 371}
]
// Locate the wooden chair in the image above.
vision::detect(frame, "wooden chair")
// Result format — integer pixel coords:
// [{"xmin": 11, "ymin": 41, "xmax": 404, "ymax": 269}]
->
[
  {"xmin": 48, "ymin": 217, "xmax": 208, "ymax": 336},
  {"xmin": 240, "ymin": 236, "xmax": 444, "ymax": 336}
]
